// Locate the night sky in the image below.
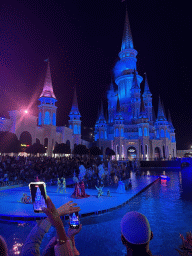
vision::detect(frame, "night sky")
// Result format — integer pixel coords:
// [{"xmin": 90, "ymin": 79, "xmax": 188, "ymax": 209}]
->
[{"xmin": 0, "ymin": 0, "xmax": 190, "ymax": 149}]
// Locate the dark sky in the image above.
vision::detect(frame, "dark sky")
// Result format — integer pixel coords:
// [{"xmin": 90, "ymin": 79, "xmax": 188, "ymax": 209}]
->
[{"xmin": 0, "ymin": 0, "xmax": 190, "ymax": 149}]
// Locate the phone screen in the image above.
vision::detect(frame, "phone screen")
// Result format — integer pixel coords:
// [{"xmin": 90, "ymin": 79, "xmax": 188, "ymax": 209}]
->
[
  {"xmin": 69, "ymin": 212, "xmax": 80, "ymax": 229},
  {"xmin": 29, "ymin": 182, "xmax": 47, "ymax": 213}
]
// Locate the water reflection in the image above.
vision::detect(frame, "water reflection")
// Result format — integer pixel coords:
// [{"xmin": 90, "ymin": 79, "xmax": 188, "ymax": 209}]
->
[
  {"xmin": 9, "ymin": 234, "xmax": 23, "ymax": 255},
  {"xmin": 180, "ymin": 167, "xmax": 192, "ymax": 201}
]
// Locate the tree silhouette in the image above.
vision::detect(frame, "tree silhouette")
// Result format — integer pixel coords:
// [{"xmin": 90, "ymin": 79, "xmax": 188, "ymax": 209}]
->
[
  {"xmin": 0, "ymin": 131, "xmax": 21, "ymax": 153},
  {"xmin": 26, "ymin": 143, "xmax": 46, "ymax": 155},
  {"xmin": 73, "ymin": 144, "xmax": 88, "ymax": 155},
  {"xmin": 53, "ymin": 143, "xmax": 71, "ymax": 154},
  {"xmin": 105, "ymin": 147, "xmax": 115, "ymax": 157},
  {"xmin": 89, "ymin": 146, "xmax": 102, "ymax": 156}
]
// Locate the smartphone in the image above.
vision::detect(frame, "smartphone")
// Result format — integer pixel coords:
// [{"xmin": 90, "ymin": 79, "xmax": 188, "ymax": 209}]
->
[
  {"xmin": 69, "ymin": 212, "xmax": 80, "ymax": 229},
  {"xmin": 29, "ymin": 182, "xmax": 47, "ymax": 213}
]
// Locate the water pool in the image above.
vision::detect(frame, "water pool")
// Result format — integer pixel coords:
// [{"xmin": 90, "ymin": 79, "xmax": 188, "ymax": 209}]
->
[{"xmin": 1, "ymin": 168, "xmax": 191, "ymax": 255}]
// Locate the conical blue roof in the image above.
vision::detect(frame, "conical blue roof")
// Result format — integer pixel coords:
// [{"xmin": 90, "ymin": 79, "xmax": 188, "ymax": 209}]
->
[
  {"xmin": 97, "ymin": 101, "xmax": 106, "ymax": 124},
  {"xmin": 121, "ymin": 8, "xmax": 134, "ymax": 50},
  {"xmin": 69, "ymin": 88, "xmax": 81, "ymax": 116},
  {"xmin": 115, "ymin": 97, "xmax": 123, "ymax": 120},
  {"xmin": 168, "ymin": 109, "xmax": 174, "ymax": 129},
  {"xmin": 131, "ymin": 70, "xmax": 140, "ymax": 89},
  {"xmin": 156, "ymin": 96, "xmax": 167, "ymax": 121},
  {"xmin": 139, "ymin": 96, "xmax": 147, "ymax": 118},
  {"xmin": 143, "ymin": 73, "xmax": 152, "ymax": 95}
]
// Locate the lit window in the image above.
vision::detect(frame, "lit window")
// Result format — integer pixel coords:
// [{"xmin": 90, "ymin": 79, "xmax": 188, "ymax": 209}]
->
[
  {"xmin": 161, "ymin": 129, "xmax": 165, "ymax": 138},
  {"xmin": 52, "ymin": 113, "xmax": 56, "ymax": 126},
  {"xmin": 144, "ymin": 127, "xmax": 148, "ymax": 136},
  {"xmin": 44, "ymin": 111, "xmax": 50, "ymax": 125},
  {"xmin": 74, "ymin": 125, "xmax": 78, "ymax": 134},
  {"xmin": 38, "ymin": 112, "xmax": 42, "ymax": 125}
]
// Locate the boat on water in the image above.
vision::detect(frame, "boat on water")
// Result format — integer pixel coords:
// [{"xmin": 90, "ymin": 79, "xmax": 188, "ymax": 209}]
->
[{"xmin": 160, "ymin": 175, "xmax": 170, "ymax": 180}]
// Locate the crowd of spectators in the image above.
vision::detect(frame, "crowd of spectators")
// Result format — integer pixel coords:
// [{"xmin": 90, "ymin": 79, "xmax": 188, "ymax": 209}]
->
[{"xmin": 0, "ymin": 155, "xmax": 138, "ymax": 188}]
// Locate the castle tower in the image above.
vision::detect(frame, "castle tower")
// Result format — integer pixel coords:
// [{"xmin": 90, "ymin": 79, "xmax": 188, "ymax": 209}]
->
[
  {"xmin": 155, "ymin": 96, "xmax": 170, "ymax": 159},
  {"xmin": 130, "ymin": 70, "xmax": 141, "ymax": 119},
  {"xmin": 113, "ymin": 8, "xmax": 143, "ymax": 106},
  {"xmin": 137, "ymin": 98, "xmax": 150, "ymax": 159},
  {"xmin": 38, "ymin": 61, "xmax": 57, "ymax": 126},
  {"xmin": 168, "ymin": 109, "xmax": 176, "ymax": 158},
  {"xmin": 38, "ymin": 61, "xmax": 57, "ymax": 156},
  {"xmin": 114, "ymin": 97, "xmax": 124, "ymax": 159},
  {"xmin": 95, "ymin": 101, "xmax": 107, "ymax": 141},
  {"xmin": 69, "ymin": 88, "xmax": 82, "ymax": 145},
  {"xmin": 143, "ymin": 73, "xmax": 153, "ymax": 122},
  {"xmin": 107, "ymin": 80, "xmax": 117, "ymax": 124}
]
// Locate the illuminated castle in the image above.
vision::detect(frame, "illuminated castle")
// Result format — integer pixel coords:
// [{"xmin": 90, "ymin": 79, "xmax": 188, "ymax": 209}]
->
[
  {"xmin": 0, "ymin": 61, "xmax": 89, "ymax": 156},
  {"xmin": 94, "ymin": 10, "xmax": 176, "ymax": 160}
]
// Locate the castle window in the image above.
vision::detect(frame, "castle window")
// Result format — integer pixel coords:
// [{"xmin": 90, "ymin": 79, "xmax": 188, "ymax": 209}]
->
[
  {"xmin": 52, "ymin": 113, "xmax": 56, "ymax": 126},
  {"xmin": 161, "ymin": 129, "xmax": 165, "ymax": 138},
  {"xmin": 74, "ymin": 125, "xmax": 78, "ymax": 134},
  {"xmin": 38, "ymin": 112, "xmax": 42, "ymax": 125},
  {"xmin": 115, "ymin": 128, "xmax": 119, "ymax": 137},
  {"xmin": 144, "ymin": 127, "xmax": 148, "ymax": 136},
  {"xmin": 139, "ymin": 127, "xmax": 142, "ymax": 136},
  {"xmin": 121, "ymin": 128, "xmax": 124, "ymax": 137},
  {"xmin": 44, "ymin": 111, "xmax": 50, "ymax": 125}
]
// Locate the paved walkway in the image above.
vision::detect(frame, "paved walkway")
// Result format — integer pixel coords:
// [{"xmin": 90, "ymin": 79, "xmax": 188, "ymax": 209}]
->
[{"xmin": 0, "ymin": 173, "xmax": 160, "ymax": 221}]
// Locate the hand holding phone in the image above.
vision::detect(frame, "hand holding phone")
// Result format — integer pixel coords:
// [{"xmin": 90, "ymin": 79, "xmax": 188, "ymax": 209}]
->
[
  {"xmin": 29, "ymin": 182, "xmax": 47, "ymax": 213},
  {"xmin": 69, "ymin": 212, "xmax": 80, "ymax": 229}
]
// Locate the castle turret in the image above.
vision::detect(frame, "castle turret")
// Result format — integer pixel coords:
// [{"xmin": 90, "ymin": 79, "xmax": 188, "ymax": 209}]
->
[
  {"xmin": 69, "ymin": 88, "xmax": 81, "ymax": 145},
  {"xmin": 114, "ymin": 97, "xmax": 124, "ymax": 137},
  {"xmin": 143, "ymin": 73, "xmax": 152, "ymax": 121},
  {"xmin": 38, "ymin": 61, "xmax": 57, "ymax": 126},
  {"xmin": 95, "ymin": 101, "xmax": 107, "ymax": 141},
  {"xmin": 38, "ymin": 60, "xmax": 57, "ymax": 156},
  {"xmin": 107, "ymin": 80, "xmax": 117, "ymax": 123},
  {"xmin": 155, "ymin": 96, "xmax": 170, "ymax": 159},
  {"xmin": 113, "ymin": 9, "xmax": 143, "ymax": 104},
  {"xmin": 131, "ymin": 70, "xmax": 141, "ymax": 119}
]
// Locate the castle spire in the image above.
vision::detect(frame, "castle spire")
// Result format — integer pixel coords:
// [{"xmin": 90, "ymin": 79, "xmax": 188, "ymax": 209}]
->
[
  {"xmin": 115, "ymin": 96, "xmax": 123, "ymax": 120},
  {"xmin": 168, "ymin": 109, "xmax": 174, "ymax": 129},
  {"xmin": 143, "ymin": 73, "xmax": 152, "ymax": 95},
  {"xmin": 97, "ymin": 101, "xmax": 106, "ymax": 123},
  {"xmin": 70, "ymin": 87, "xmax": 81, "ymax": 116},
  {"xmin": 131, "ymin": 70, "xmax": 140, "ymax": 89},
  {"xmin": 40, "ymin": 61, "xmax": 56, "ymax": 99},
  {"xmin": 121, "ymin": 8, "xmax": 134, "ymax": 51},
  {"xmin": 156, "ymin": 96, "xmax": 167, "ymax": 121},
  {"xmin": 139, "ymin": 96, "xmax": 147, "ymax": 118},
  {"xmin": 116, "ymin": 97, "xmax": 121, "ymax": 113}
]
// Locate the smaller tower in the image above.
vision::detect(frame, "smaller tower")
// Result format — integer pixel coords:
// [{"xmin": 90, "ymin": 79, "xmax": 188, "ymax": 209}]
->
[
  {"xmin": 143, "ymin": 73, "xmax": 152, "ymax": 122},
  {"xmin": 38, "ymin": 61, "xmax": 57, "ymax": 126},
  {"xmin": 95, "ymin": 101, "xmax": 107, "ymax": 141},
  {"xmin": 69, "ymin": 88, "xmax": 81, "ymax": 145},
  {"xmin": 38, "ymin": 60, "xmax": 57, "ymax": 156},
  {"xmin": 107, "ymin": 80, "xmax": 117, "ymax": 123},
  {"xmin": 114, "ymin": 97, "xmax": 124, "ymax": 138},
  {"xmin": 168, "ymin": 109, "xmax": 176, "ymax": 158},
  {"xmin": 131, "ymin": 70, "xmax": 141, "ymax": 119},
  {"xmin": 114, "ymin": 97, "xmax": 124, "ymax": 159},
  {"xmin": 155, "ymin": 96, "xmax": 170, "ymax": 159},
  {"xmin": 137, "ymin": 98, "xmax": 149, "ymax": 159}
]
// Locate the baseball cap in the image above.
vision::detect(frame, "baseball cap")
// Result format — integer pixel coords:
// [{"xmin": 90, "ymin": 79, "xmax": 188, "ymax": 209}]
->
[{"xmin": 121, "ymin": 211, "xmax": 151, "ymax": 244}]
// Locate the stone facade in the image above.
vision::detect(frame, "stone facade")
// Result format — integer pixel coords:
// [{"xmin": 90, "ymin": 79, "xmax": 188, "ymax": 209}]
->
[{"xmin": 0, "ymin": 62, "xmax": 89, "ymax": 156}]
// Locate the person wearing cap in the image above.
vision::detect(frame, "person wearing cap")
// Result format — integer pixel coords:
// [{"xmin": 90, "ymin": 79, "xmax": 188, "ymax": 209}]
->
[{"xmin": 121, "ymin": 211, "xmax": 154, "ymax": 256}]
